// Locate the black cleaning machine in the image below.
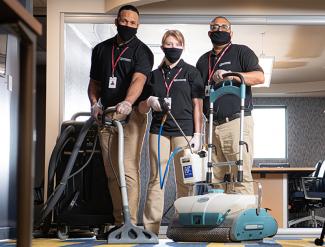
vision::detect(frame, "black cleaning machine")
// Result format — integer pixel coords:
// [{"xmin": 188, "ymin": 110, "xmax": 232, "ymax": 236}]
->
[{"xmin": 35, "ymin": 112, "xmax": 114, "ymax": 240}]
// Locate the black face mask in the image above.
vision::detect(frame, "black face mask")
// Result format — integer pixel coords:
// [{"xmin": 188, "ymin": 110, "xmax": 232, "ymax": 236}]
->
[
  {"xmin": 162, "ymin": 47, "xmax": 183, "ymax": 64},
  {"xmin": 117, "ymin": 24, "xmax": 137, "ymax": 42},
  {"xmin": 209, "ymin": 31, "xmax": 231, "ymax": 46}
]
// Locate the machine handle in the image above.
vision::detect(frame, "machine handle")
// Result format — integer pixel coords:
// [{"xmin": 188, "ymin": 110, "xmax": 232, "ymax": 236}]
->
[
  {"xmin": 206, "ymin": 170, "xmax": 212, "ymax": 184},
  {"xmin": 71, "ymin": 112, "xmax": 91, "ymax": 120},
  {"xmin": 222, "ymin": 72, "xmax": 245, "ymax": 85},
  {"xmin": 237, "ymin": 170, "xmax": 243, "ymax": 183},
  {"xmin": 256, "ymin": 181, "xmax": 262, "ymax": 215},
  {"xmin": 101, "ymin": 106, "xmax": 117, "ymax": 126},
  {"xmin": 158, "ymin": 97, "xmax": 171, "ymax": 113},
  {"xmin": 102, "ymin": 106, "xmax": 129, "ymax": 126},
  {"xmin": 103, "ymin": 106, "xmax": 117, "ymax": 115}
]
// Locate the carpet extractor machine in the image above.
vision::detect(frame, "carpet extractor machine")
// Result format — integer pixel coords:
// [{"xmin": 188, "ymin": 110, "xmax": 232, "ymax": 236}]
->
[
  {"xmin": 167, "ymin": 72, "xmax": 278, "ymax": 242},
  {"xmin": 35, "ymin": 107, "xmax": 158, "ymax": 244},
  {"xmin": 35, "ymin": 112, "xmax": 114, "ymax": 240}
]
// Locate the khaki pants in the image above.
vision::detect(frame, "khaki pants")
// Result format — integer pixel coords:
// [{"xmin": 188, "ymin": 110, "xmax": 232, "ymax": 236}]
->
[
  {"xmin": 143, "ymin": 134, "xmax": 191, "ymax": 235},
  {"xmin": 211, "ymin": 116, "xmax": 254, "ymax": 194},
  {"xmin": 98, "ymin": 108, "xmax": 147, "ymax": 224}
]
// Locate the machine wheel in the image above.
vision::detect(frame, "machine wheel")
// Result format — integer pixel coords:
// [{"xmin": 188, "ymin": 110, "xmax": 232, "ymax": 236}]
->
[
  {"xmin": 95, "ymin": 225, "xmax": 108, "ymax": 240},
  {"xmin": 315, "ymin": 238, "xmax": 323, "ymax": 246},
  {"xmin": 57, "ymin": 225, "xmax": 69, "ymax": 240},
  {"xmin": 91, "ymin": 227, "xmax": 99, "ymax": 236}
]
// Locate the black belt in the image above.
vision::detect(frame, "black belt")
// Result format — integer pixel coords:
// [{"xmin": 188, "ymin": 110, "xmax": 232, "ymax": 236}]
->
[{"xmin": 213, "ymin": 112, "xmax": 251, "ymax": 126}]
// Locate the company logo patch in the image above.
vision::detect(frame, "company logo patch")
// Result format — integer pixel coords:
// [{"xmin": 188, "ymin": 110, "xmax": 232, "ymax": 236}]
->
[
  {"xmin": 120, "ymin": 57, "xmax": 131, "ymax": 62},
  {"xmin": 219, "ymin": 61, "xmax": 231, "ymax": 67}
]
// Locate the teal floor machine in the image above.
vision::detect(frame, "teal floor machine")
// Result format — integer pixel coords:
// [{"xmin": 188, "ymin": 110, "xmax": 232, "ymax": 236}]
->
[{"xmin": 167, "ymin": 72, "xmax": 278, "ymax": 242}]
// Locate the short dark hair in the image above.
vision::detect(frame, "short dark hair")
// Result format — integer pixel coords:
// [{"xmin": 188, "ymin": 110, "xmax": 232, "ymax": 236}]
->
[
  {"xmin": 117, "ymin": 5, "xmax": 139, "ymax": 17},
  {"xmin": 211, "ymin": 16, "xmax": 231, "ymax": 25}
]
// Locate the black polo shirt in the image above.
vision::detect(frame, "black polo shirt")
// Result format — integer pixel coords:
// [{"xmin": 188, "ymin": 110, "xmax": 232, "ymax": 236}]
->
[
  {"xmin": 196, "ymin": 44, "xmax": 263, "ymax": 120},
  {"xmin": 148, "ymin": 59, "xmax": 204, "ymax": 136},
  {"xmin": 90, "ymin": 36, "xmax": 154, "ymax": 108}
]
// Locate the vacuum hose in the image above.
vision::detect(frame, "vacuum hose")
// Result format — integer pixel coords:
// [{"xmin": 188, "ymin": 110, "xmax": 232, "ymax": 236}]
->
[
  {"xmin": 156, "ymin": 99, "xmax": 190, "ymax": 189},
  {"xmin": 47, "ymin": 125, "xmax": 75, "ymax": 196},
  {"xmin": 37, "ymin": 116, "xmax": 95, "ymax": 226},
  {"xmin": 158, "ymin": 121, "xmax": 183, "ymax": 189}
]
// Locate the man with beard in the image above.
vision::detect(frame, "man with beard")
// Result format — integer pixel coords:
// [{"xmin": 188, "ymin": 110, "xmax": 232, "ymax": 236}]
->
[
  {"xmin": 196, "ymin": 16, "xmax": 264, "ymax": 194},
  {"xmin": 88, "ymin": 5, "xmax": 153, "ymax": 225}
]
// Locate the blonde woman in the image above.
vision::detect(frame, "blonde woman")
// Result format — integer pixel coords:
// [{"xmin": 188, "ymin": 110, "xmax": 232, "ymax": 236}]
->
[{"xmin": 139, "ymin": 30, "xmax": 204, "ymax": 235}]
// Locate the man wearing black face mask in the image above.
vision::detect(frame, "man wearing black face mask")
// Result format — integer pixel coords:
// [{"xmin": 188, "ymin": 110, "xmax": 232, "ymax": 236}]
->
[
  {"xmin": 196, "ymin": 16, "xmax": 264, "ymax": 194},
  {"xmin": 88, "ymin": 5, "xmax": 153, "ymax": 226}
]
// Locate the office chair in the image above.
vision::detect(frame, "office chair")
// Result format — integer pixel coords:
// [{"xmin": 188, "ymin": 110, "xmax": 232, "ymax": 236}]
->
[{"xmin": 288, "ymin": 160, "xmax": 325, "ymax": 228}]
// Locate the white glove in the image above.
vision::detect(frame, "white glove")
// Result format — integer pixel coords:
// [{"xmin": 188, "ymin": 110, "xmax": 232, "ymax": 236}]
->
[
  {"xmin": 212, "ymin": 69, "xmax": 233, "ymax": 84},
  {"xmin": 146, "ymin": 96, "xmax": 162, "ymax": 112},
  {"xmin": 116, "ymin": 100, "xmax": 132, "ymax": 115},
  {"xmin": 189, "ymin": 133, "xmax": 203, "ymax": 152},
  {"xmin": 91, "ymin": 100, "xmax": 103, "ymax": 121}
]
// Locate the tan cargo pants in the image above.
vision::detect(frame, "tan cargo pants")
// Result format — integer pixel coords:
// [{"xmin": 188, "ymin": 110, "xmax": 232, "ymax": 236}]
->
[
  {"xmin": 211, "ymin": 116, "xmax": 254, "ymax": 194},
  {"xmin": 143, "ymin": 134, "xmax": 191, "ymax": 235},
  {"xmin": 98, "ymin": 108, "xmax": 147, "ymax": 225}
]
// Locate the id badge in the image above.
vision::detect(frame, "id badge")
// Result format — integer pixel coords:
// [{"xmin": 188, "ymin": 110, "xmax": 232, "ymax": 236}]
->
[
  {"xmin": 164, "ymin": 97, "xmax": 172, "ymax": 110},
  {"xmin": 109, "ymin": 77, "xmax": 117, "ymax": 88},
  {"xmin": 205, "ymin": 85, "xmax": 211, "ymax": 96}
]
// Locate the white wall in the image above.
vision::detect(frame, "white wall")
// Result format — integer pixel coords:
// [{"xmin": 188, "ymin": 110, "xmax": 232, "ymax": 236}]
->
[
  {"xmin": 45, "ymin": 0, "xmax": 325, "ymax": 197},
  {"xmin": 138, "ymin": 0, "xmax": 325, "ymax": 15},
  {"xmin": 46, "ymin": 0, "xmax": 106, "ymax": 197},
  {"xmin": 46, "ymin": 0, "xmax": 163, "ymax": 198}
]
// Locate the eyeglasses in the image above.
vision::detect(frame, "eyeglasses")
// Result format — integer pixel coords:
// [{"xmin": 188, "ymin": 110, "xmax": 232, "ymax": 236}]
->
[{"xmin": 210, "ymin": 24, "xmax": 231, "ymax": 32}]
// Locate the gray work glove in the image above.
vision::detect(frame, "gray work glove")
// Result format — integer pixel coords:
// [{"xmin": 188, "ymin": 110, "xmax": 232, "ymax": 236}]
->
[
  {"xmin": 212, "ymin": 69, "xmax": 233, "ymax": 84},
  {"xmin": 189, "ymin": 132, "xmax": 203, "ymax": 152},
  {"xmin": 116, "ymin": 100, "xmax": 132, "ymax": 115},
  {"xmin": 146, "ymin": 96, "xmax": 162, "ymax": 112},
  {"xmin": 91, "ymin": 99, "xmax": 103, "ymax": 122}
]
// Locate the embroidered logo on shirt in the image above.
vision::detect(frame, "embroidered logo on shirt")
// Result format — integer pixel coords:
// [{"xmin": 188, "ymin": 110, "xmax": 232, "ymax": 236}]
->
[
  {"xmin": 173, "ymin": 78, "xmax": 186, "ymax": 82},
  {"xmin": 120, "ymin": 57, "xmax": 132, "ymax": 62},
  {"xmin": 219, "ymin": 61, "xmax": 231, "ymax": 67}
]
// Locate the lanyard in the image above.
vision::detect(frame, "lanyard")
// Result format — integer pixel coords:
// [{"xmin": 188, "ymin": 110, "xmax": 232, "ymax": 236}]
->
[
  {"xmin": 161, "ymin": 67, "xmax": 183, "ymax": 97},
  {"xmin": 208, "ymin": 43, "xmax": 231, "ymax": 83},
  {"xmin": 111, "ymin": 44, "xmax": 128, "ymax": 76}
]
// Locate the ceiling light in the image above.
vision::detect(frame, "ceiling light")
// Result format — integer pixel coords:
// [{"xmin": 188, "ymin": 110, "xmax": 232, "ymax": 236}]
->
[
  {"xmin": 255, "ymin": 55, "xmax": 274, "ymax": 88},
  {"xmin": 254, "ymin": 32, "xmax": 274, "ymax": 88}
]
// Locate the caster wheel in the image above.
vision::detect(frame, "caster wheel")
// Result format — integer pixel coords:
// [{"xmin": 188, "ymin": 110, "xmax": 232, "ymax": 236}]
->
[
  {"xmin": 315, "ymin": 238, "xmax": 323, "ymax": 246},
  {"xmin": 57, "ymin": 225, "xmax": 69, "ymax": 240},
  {"xmin": 95, "ymin": 225, "xmax": 108, "ymax": 240},
  {"xmin": 92, "ymin": 227, "xmax": 99, "ymax": 236}
]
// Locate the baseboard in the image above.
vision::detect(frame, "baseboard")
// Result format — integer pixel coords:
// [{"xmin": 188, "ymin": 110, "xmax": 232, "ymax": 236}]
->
[
  {"xmin": 277, "ymin": 227, "xmax": 322, "ymax": 238},
  {"xmin": 0, "ymin": 227, "xmax": 16, "ymax": 240}
]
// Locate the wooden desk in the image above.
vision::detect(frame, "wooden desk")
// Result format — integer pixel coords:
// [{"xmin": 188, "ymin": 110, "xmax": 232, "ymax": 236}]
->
[
  {"xmin": 252, "ymin": 167, "xmax": 315, "ymax": 228},
  {"xmin": 252, "ymin": 167, "xmax": 315, "ymax": 173}
]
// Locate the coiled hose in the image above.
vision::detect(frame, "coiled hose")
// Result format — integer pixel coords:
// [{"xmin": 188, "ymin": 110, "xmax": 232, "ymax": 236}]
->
[{"xmin": 36, "ymin": 117, "xmax": 95, "ymax": 226}]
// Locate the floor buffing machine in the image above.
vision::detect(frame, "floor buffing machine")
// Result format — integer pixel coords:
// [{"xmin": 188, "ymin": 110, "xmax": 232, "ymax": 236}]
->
[{"xmin": 167, "ymin": 72, "xmax": 278, "ymax": 242}]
